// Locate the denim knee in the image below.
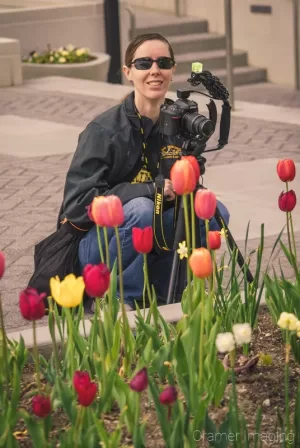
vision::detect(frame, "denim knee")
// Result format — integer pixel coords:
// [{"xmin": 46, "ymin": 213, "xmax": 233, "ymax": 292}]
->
[
  {"xmin": 124, "ymin": 197, "xmax": 154, "ymax": 228},
  {"xmin": 217, "ymin": 201, "xmax": 230, "ymax": 226}
]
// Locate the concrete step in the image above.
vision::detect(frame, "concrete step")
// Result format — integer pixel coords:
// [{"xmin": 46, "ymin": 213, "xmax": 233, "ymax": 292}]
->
[
  {"xmin": 175, "ymin": 49, "xmax": 248, "ymax": 74},
  {"xmin": 171, "ymin": 66, "xmax": 268, "ymax": 91},
  {"xmin": 168, "ymin": 33, "xmax": 226, "ymax": 54},
  {"xmin": 132, "ymin": 19, "xmax": 208, "ymax": 38}
]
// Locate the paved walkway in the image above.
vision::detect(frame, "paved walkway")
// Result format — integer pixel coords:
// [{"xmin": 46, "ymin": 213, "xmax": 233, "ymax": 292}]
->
[{"xmin": 0, "ymin": 78, "xmax": 300, "ymax": 332}]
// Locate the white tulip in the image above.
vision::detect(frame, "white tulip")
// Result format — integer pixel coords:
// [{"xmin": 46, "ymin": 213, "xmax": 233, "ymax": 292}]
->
[
  {"xmin": 216, "ymin": 332, "xmax": 235, "ymax": 353},
  {"xmin": 232, "ymin": 323, "xmax": 252, "ymax": 345}
]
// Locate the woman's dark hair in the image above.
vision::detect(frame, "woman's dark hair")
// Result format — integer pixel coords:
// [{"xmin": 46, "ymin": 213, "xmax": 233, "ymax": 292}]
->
[{"xmin": 124, "ymin": 33, "xmax": 175, "ymax": 66}]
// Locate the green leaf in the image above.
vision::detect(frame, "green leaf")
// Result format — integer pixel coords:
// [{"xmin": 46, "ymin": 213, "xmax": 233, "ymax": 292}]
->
[
  {"xmin": 148, "ymin": 377, "xmax": 171, "ymax": 442},
  {"xmin": 254, "ymin": 407, "xmax": 262, "ymax": 448},
  {"xmin": 22, "ymin": 414, "xmax": 46, "ymax": 448}
]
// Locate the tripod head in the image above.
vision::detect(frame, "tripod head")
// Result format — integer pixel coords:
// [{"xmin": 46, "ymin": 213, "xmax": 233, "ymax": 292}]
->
[{"xmin": 159, "ymin": 63, "xmax": 232, "ymax": 174}]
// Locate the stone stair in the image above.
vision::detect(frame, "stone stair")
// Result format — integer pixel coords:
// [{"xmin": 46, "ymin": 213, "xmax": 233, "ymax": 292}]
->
[{"xmin": 130, "ymin": 9, "xmax": 267, "ymax": 91}]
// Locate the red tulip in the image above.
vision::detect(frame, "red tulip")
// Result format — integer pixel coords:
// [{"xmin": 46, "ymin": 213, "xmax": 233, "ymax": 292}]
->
[
  {"xmin": 170, "ymin": 159, "xmax": 197, "ymax": 195},
  {"xmin": 182, "ymin": 155, "xmax": 200, "ymax": 181},
  {"xmin": 194, "ymin": 189, "xmax": 217, "ymax": 220},
  {"xmin": 91, "ymin": 195, "xmax": 124, "ymax": 227},
  {"xmin": 189, "ymin": 248, "xmax": 213, "ymax": 278},
  {"xmin": 278, "ymin": 190, "xmax": 297, "ymax": 212},
  {"xmin": 83, "ymin": 263, "xmax": 110, "ymax": 298},
  {"xmin": 129, "ymin": 367, "xmax": 148, "ymax": 392},
  {"xmin": 19, "ymin": 288, "xmax": 46, "ymax": 320},
  {"xmin": 32, "ymin": 395, "xmax": 51, "ymax": 418},
  {"xmin": 0, "ymin": 251, "xmax": 5, "ymax": 279},
  {"xmin": 73, "ymin": 370, "xmax": 91, "ymax": 392},
  {"xmin": 132, "ymin": 227, "xmax": 153, "ymax": 254},
  {"xmin": 208, "ymin": 231, "xmax": 221, "ymax": 250},
  {"xmin": 86, "ymin": 204, "xmax": 94, "ymax": 222},
  {"xmin": 159, "ymin": 386, "xmax": 177, "ymax": 405},
  {"xmin": 73, "ymin": 370, "xmax": 97, "ymax": 406},
  {"xmin": 277, "ymin": 159, "xmax": 296, "ymax": 182}
]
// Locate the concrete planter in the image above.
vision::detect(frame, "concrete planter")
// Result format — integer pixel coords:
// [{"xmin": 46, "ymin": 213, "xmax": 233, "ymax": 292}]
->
[{"xmin": 22, "ymin": 52, "xmax": 111, "ymax": 82}]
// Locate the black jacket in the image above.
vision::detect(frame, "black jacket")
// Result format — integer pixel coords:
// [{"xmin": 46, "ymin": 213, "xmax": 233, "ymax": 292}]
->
[{"xmin": 61, "ymin": 92, "xmax": 183, "ymax": 229}]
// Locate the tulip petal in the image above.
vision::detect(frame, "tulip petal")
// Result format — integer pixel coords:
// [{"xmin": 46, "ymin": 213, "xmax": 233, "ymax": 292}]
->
[{"xmin": 50, "ymin": 276, "xmax": 61, "ymax": 303}]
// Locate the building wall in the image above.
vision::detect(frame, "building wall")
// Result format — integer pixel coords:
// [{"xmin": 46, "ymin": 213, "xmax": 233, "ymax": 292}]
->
[
  {"xmin": 127, "ymin": 0, "xmax": 299, "ymax": 87},
  {"xmin": 0, "ymin": 0, "xmax": 130, "ymax": 82}
]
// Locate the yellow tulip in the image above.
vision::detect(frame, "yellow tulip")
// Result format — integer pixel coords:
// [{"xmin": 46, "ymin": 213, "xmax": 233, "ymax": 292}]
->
[{"xmin": 50, "ymin": 274, "xmax": 85, "ymax": 308}]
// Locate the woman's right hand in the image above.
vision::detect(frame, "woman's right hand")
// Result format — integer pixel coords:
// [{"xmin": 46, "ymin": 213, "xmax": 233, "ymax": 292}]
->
[{"xmin": 164, "ymin": 179, "xmax": 175, "ymax": 201}]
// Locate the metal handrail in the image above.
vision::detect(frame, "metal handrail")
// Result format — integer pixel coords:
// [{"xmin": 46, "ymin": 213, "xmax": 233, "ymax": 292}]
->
[
  {"xmin": 125, "ymin": 6, "xmax": 136, "ymax": 40},
  {"xmin": 224, "ymin": 0, "xmax": 234, "ymax": 109},
  {"xmin": 293, "ymin": 0, "xmax": 300, "ymax": 90}
]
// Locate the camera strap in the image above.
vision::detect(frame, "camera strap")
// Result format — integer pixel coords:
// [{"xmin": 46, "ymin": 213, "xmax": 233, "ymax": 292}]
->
[{"xmin": 135, "ymin": 108, "xmax": 178, "ymax": 253}]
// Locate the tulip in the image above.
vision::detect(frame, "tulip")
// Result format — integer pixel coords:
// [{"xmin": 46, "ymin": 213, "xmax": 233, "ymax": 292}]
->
[
  {"xmin": 129, "ymin": 367, "xmax": 148, "ymax": 392},
  {"xmin": 216, "ymin": 332, "xmax": 235, "ymax": 353},
  {"xmin": 194, "ymin": 189, "xmax": 217, "ymax": 220},
  {"xmin": 182, "ymin": 155, "xmax": 200, "ymax": 181},
  {"xmin": 86, "ymin": 204, "xmax": 94, "ymax": 222},
  {"xmin": 189, "ymin": 248, "xmax": 213, "ymax": 278},
  {"xmin": 73, "ymin": 370, "xmax": 91, "ymax": 392},
  {"xmin": 50, "ymin": 274, "xmax": 85, "ymax": 308},
  {"xmin": 208, "ymin": 231, "xmax": 221, "ymax": 250},
  {"xmin": 132, "ymin": 227, "xmax": 153, "ymax": 254},
  {"xmin": 32, "ymin": 395, "xmax": 51, "ymax": 418},
  {"xmin": 277, "ymin": 159, "xmax": 296, "ymax": 182},
  {"xmin": 0, "ymin": 251, "xmax": 5, "ymax": 279},
  {"xmin": 19, "ymin": 288, "xmax": 46, "ymax": 320},
  {"xmin": 232, "ymin": 323, "xmax": 252, "ymax": 345},
  {"xmin": 278, "ymin": 190, "xmax": 297, "ymax": 212},
  {"xmin": 83, "ymin": 263, "xmax": 110, "ymax": 298},
  {"xmin": 159, "ymin": 386, "xmax": 177, "ymax": 405},
  {"xmin": 77, "ymin": 381, "xmax": 98, "ymax": 407},
  {"xmin": 170, "ymin": 159, "xmax": 197, "ymax": 195},
  {"xmin": 91, "ymin": 195, "xmax": 124, "ymax": 227}
]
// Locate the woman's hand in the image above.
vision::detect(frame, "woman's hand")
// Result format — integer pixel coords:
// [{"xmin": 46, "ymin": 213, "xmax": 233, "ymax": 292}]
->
[{"xmin": 164, "ymin": 179, "xmax": 175, "ymax": 201}]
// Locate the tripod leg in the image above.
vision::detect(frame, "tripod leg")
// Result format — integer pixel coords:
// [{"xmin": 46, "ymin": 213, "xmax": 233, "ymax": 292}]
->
[
  {"xmin": 214, "ymin": 207, "xmax": 254, "ymax": 283},
  {"xmin": 166, "ymin": 199, "xmax": 187, "ymax": 304}
]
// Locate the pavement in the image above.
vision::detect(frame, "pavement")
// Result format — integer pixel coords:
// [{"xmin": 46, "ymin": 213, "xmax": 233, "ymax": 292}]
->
[{"xmin": 0, "ymin": 76, "xmax": 300, "ymax": 335}]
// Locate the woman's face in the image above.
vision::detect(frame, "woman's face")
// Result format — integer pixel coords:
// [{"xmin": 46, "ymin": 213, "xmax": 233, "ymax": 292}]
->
[{"xmin": 123, "ymin": 40, "xmax": 175, "ymax": 102}]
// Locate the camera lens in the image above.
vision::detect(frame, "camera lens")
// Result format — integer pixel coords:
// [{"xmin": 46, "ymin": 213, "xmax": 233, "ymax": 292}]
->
[{"xmin": 182, "ymin": 113, "xmax": 215, "ymax": 138}]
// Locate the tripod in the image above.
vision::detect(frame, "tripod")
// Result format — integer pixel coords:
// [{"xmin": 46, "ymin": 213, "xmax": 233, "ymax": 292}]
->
[{"xmin": 166, "ymin": 171, "xmax": 254, "ymax": 305}]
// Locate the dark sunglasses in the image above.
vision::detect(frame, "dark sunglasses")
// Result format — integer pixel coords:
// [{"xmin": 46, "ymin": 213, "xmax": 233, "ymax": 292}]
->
[{"xmin": 130, "ymin": 57, "xmax": 175, "ymax": 70}]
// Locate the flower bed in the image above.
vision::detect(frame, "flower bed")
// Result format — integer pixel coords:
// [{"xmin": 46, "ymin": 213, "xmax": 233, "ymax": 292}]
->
[
  {"xmin": 21, "ymin": 45, "xmax": 110, "ymax": 82},
  {"xmin": 0, "ymin": 158, "xmax": 299, "ymax": 447}
]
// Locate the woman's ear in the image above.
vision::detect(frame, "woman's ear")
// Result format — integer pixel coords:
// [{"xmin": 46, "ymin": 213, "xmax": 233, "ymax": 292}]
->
[{"xmin": 122, "ymin": 65, "xmax": 132, "ymax": 82}]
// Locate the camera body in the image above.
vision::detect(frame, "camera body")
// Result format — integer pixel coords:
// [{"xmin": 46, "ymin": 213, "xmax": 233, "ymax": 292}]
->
[{"xmin": 159, "ymin": 90, "xmax": 216, "ymax": 139}]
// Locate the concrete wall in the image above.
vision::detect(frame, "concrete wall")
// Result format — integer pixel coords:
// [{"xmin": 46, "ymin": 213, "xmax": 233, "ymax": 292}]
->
[
  {"xmin": 127, "ymin": 0, "xmax": 299, "ymax": 87},
  {"xmin": 0, "ymin": 0, "xmax": 130, "ymax": 82}
]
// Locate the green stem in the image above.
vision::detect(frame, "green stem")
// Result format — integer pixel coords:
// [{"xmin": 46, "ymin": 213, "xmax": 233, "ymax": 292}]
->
[
  {"xmin": 114, "ymin": 226, "xmax": 128, "ymax": 371},
  {"xmin": 182, "ymin": 194, "xmax": 192, "ymax": 317},
  {"xmin": 133, "ymin": 393, "xmax": 141, "ymax": 445},
  {"xmin": 198, "ymin": 279, "xmax": 205, "ymax": 390},
  {"xmin": 96, "ymin": 299, "xmax": 107, "ymax": 397},
  {"xmin": 190, "ymin": 192, "xmax": 197, "ymax": 289},
  {"xmin": 74, "ymin": 406, "xmax": 85, "ymax": 448},
  {"xmin": 48, "ymin": 297, "xmax": 60, "ymax": 374},
  {"xmin": 285, "ymin": 331, "xmax": 291, "ymax": 437},
  {"xmin": 65, "ymin": 308, "xmax": 75, "ymax": 378},
  {"xmin": 33, "ymin": 320, "xmax": 41, "ymax": 393},
  {"xmin": 289, "ymin": 212, "xmax": 298, "ymax": 270},
  {"xmin": 96, "ymin": 225, "xmax": 105, "ymax": 264},
  {"xmin": 103, "ymin": 227, "xmax": 110, "ymax": 270},
  {"xmin": 0, "ymin": 293, "xmax": 10, "ymax": 397},
  {"xmin": 205, "ymin": 219, "xmax": 213, "ymax": 293}
]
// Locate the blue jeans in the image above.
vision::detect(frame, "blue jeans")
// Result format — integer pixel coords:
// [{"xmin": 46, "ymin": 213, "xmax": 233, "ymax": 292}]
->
[{"xmin": 78, "ymin": 197, "xmax": 230, "ymax": 308}]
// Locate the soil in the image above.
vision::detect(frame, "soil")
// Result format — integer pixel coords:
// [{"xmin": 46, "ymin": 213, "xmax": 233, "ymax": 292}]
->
[{"xmin": 14, "ymin": 306, "xmax": 298, "ymax": 447}]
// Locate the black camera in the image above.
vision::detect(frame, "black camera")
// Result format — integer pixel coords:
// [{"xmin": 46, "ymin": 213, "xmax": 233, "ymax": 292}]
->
[
  {"xmin": 159, "ymin": 93, "xmax": 215, "ymax": 139},
  {"xmin": 159, "ymin": 67, "xmax": 231, "ymax": 155}
]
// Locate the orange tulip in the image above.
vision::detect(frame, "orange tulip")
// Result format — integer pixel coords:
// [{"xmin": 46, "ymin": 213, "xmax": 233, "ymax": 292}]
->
[
  {"xmin": 170, "ymin": 159, "xmax": 197, "ymax": 195},
  {"xmin": 90, "ymin": 195, "xmax": 124, "ymax": 227},
  {"xmin": 182, "ymin": 155, "xmax": 200, "ymax": 182},
  {"xmin": 189, "ymin": 248, "xmax": 213, "ymax": 278},
  {"xmin": 208, "ymin": 231, "xmax": 221, "ymax": 250},
  {"xmin": 277, "ymin": 159, "xmax": 296, "ymax": 182},
  {"xmin": 194, "ymin": 189, "xmax": 217, "ymax": 220}
]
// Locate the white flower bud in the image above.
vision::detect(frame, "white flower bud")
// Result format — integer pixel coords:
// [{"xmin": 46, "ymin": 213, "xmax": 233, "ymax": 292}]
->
[
  {"xmin": 232, "ymin": 323, "xmax": 252, "ymax": 345},
  {"xmin": 216, "ymin": 332, "xmax": 235, "ymax": 353},
  {"xmin": 277, "ymin": 312, "xmax": 298, "ymax": 331}
]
